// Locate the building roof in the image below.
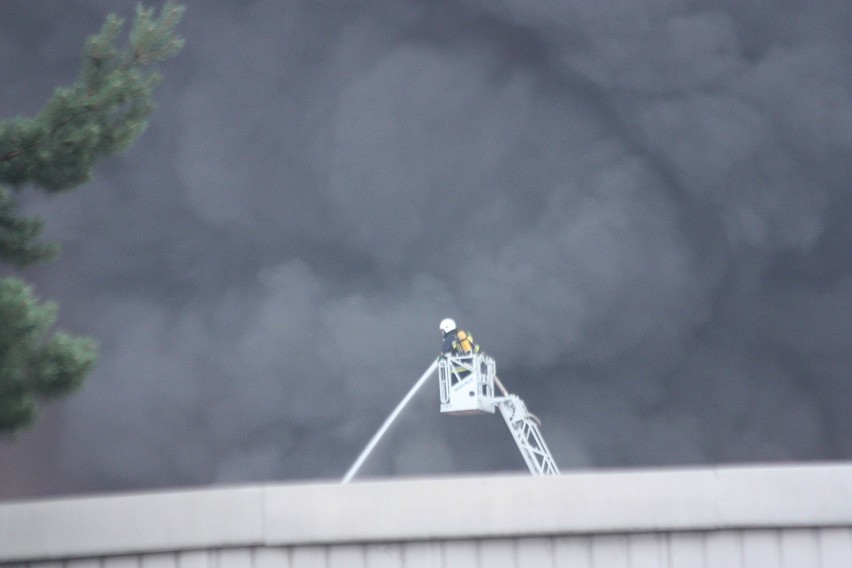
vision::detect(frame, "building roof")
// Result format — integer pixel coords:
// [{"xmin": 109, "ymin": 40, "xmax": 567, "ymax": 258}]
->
[{"xmin": 1, "ymin": 463, "xmax": 851, "ymax": 564}]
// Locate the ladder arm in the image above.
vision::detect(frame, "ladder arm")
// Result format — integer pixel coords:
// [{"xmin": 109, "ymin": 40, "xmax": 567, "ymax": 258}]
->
[{"xmin": 494, "ymin": 387, "xmax": 560, "ymax": 476}]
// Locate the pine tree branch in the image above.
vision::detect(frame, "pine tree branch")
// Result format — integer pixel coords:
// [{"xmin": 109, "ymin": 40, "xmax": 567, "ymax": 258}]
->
[{"xmin": 0, "ymin": 3, "xmax": 182, "ymax": 434}]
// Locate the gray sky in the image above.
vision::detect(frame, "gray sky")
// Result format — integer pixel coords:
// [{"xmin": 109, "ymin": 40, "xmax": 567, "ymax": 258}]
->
[{"xmin": 1, "ymin": 0, "xmax": 851, "ymax": 498}]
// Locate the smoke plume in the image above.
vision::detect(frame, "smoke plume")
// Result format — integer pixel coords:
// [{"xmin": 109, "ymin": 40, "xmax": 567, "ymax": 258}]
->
[{"xmin": 0, "ymin": 0, "xmax": 850, "ymax": 497}]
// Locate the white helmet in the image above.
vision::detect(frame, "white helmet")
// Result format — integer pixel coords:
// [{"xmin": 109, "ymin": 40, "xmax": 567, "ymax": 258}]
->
[{"xmin": 439, "ymin": 318, "xmax": 457, "ymax": 334}]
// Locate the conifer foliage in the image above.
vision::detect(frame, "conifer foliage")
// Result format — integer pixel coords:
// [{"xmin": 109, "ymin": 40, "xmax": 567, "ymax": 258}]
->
[{"xmin": 0, "ymin": 3, "xmax": 184, "ymax": 433}]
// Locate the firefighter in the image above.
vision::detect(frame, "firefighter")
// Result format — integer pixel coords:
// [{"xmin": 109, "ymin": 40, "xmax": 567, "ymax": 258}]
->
[{"xmin": 440, "ymin": 318, "xmax": 480, "ymax": 356}]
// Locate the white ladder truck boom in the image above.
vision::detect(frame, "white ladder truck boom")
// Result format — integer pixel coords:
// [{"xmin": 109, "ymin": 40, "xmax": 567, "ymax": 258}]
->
[{"xmin": 437, "ymin": 352, "xmax": 560, "ymax": 476}]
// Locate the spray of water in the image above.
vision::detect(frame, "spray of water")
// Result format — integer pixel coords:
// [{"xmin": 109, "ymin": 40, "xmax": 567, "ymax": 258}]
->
[{"xmin": 341, "ymin": 360, "xmax": 439, "ymax": 483}]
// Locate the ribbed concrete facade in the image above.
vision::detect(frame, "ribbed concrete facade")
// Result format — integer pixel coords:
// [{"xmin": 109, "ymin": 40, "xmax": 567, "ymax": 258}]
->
[{"xmin": 1, "ymin": 464, "xmax": 851, "ymax": 567}]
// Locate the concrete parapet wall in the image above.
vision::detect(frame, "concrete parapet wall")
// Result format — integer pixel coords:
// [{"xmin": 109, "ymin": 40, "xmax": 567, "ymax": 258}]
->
[{"xmin": 1, "ymin": 463, "xmax": 851, "ymax": 567}]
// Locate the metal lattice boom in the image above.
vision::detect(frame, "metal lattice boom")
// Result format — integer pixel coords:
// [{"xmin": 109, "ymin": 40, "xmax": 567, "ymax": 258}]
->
[{"xmin": 494, "ymin": 393, "xmax": 560, "ymax": 476}]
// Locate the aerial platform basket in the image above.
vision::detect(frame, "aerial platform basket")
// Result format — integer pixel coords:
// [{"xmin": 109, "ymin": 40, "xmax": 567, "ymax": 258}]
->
[
  {"xmin": 437, "ymin": 351, "xmax": 560, "ymax": 476},
  {"xmin": 438, "ymin": 353, "xmax": 497, "ymax": 415}
]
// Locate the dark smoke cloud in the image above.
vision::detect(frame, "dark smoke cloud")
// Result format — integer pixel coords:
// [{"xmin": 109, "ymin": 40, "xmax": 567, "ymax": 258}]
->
[{"xmin": 1, "ymin": 0, "xmax": 850, "ymax": 498}]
